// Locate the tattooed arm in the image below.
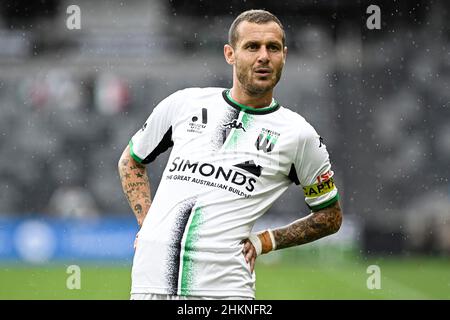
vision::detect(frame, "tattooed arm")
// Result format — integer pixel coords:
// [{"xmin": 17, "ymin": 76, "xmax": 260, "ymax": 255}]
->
[
  {"xmin": 118, "ymin": 145, "xmax": 152, "ymax": 228},
  {"xmin": 242, "ymin": 201, "xmax": 342, "ymax": 272},
  {"xmin": 272, "ymin": 201, "xmax": 342, "ymax": 249}
]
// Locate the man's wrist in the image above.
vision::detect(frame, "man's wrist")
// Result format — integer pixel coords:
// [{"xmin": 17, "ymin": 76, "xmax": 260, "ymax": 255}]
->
[
  {"xmin": 249, "ymin": 229, "xmax": 277, "ymax": 256},
  {"xmin": 258, "ymin": 229, "xmax": 277, "ymax": 254},
  {"xmin": 248, "ymin": 234, "xmax": 262, "ymax": 256}
]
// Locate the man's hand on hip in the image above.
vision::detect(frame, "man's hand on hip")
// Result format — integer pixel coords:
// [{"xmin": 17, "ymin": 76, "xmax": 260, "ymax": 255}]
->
[{"xmin": 241, "ymin": 239, "xmax": 258, "ymax": 273}]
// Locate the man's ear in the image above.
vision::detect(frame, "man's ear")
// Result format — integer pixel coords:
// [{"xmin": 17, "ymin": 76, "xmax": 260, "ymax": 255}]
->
[
  {"xmin": 224, "ymin": 44, "xmax": 235, "ymax": 65},
  {"xmin": 283, "ymin": 46, "xmax": 288, "ymax": 64}
]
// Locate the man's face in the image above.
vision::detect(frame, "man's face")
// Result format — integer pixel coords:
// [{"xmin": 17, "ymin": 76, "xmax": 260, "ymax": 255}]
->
[{"xmin": 226, "ymin": 21, "xmax": 287, "ymax": 96}]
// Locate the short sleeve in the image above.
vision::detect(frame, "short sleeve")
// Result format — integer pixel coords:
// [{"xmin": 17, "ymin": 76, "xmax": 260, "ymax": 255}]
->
[
  {"xmin": 129, "ymin": 90, "xmax": 184, "ymax": 164},
  {"xmin": 291, "ymin": 126, "xmax": 339, "ymax": 211}
]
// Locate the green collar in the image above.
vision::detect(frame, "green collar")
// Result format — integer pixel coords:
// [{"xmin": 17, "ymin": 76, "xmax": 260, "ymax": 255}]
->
[{"xmin": 222, "ymin": 89, "xmax": 280, "ymax": 115}]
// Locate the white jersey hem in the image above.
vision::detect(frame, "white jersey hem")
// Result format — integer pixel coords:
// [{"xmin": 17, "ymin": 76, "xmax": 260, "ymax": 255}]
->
[{"xmin": 131, "ymin": 286, "xmax": 255, "ymax": 299}]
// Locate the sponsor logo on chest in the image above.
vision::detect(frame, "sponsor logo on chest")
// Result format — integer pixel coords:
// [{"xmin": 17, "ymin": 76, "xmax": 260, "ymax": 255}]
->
[{"xmin": 187, "ymin": 108, "xmax": 208, "ymax": 133}]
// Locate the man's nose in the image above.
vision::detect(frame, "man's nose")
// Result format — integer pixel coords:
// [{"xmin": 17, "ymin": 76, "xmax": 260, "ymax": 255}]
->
[{"xmin": 257, "ymin": 47, "xmax": 270, "ymax": 63}]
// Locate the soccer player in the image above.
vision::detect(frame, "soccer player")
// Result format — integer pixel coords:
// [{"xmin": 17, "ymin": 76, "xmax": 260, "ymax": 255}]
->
[{"xmin": 118, "ymin": 9, "xmax": 342, "ymax": 300}]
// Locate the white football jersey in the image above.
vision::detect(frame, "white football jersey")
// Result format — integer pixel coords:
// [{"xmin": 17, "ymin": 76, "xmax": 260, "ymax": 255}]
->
[{"xmin": 129, "ymin": 87, "xmax": 339, "ymax": 298}]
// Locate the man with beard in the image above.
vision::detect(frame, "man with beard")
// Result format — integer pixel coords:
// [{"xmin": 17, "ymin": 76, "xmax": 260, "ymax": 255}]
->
[{"xmin": 118, "ymin": 9, "xmax": 342, "ymax": 300}]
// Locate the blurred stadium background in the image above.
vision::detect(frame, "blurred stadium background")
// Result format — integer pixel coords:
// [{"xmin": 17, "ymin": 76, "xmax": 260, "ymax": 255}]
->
[{"xmin": 0, "ymin": 0, "xmax": 449, "ymax": 299}]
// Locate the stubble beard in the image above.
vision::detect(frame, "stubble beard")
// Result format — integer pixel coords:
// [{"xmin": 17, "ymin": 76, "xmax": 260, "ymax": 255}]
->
[{"xmin": 236, "ymin": 62, "xmax": 283, "ymax": 97}]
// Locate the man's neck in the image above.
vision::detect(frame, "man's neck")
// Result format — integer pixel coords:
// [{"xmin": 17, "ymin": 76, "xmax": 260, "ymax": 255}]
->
[{"xmin": 230, "ymin": 86, "xmax": 274, "ymax": 108}]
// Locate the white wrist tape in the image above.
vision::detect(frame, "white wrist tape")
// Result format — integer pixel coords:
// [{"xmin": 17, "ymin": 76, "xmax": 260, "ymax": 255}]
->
[
  {"xmin": 267, "ymin": 229, "xmax": 277, "ymax": 251},
  {"xmin": 248, "ymin": 233, "xmax": 262, "ymax": 256}
]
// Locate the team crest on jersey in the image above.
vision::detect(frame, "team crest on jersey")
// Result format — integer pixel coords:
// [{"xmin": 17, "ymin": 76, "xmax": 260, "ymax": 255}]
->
[{"xmin": 255, "ymin": 128, "xmax": 280, "ymax": 153}]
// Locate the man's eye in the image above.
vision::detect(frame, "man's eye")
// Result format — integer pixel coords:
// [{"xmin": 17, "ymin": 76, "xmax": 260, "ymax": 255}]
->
[
  {"xmin": 247, "ymin": 44, "xmax": 258, "ymax": 50},
  {"xmin": 269, "ymin": 46, "xmax": 280, "ymax": 52}
]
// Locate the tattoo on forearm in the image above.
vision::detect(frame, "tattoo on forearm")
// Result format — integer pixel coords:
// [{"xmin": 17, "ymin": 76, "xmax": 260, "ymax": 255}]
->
[
  {"xmin": 127, "ymin": 182, "xmax": 147, "ymax": 188},
  {"xmin": 273, "ymin": 202, "xmax": 342, "ymax": 250},
  {"xmin": 119, "ymin": 150, "xmax": 152, "ymax": 226}
]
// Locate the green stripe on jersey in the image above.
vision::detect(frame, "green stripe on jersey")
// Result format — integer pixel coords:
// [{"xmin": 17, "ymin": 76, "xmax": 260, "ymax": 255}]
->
[
  {"xmin": 180, "ymin": 206, "xmax": 203, "ymax": 296},
  {"xmin": 224, "ymin": 112, "xmax": 254, "ymax": 150}
]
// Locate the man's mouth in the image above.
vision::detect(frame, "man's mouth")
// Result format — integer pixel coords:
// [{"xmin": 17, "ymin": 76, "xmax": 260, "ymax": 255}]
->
[{"xmin": 254, "ymin": 68, "xmax": 272, "ymax": 77}]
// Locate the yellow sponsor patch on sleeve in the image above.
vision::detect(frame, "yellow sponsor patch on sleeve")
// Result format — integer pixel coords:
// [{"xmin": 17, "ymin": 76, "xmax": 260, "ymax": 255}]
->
[{"xmin": 303, "ymin": 177, "xmax": 336, "ymax": 198}]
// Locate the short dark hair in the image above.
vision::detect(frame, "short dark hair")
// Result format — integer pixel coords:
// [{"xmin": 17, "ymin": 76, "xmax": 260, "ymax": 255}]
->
[{"xmin": 228, "ymin": 9, "xmax": 286, "ymax": 48}]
